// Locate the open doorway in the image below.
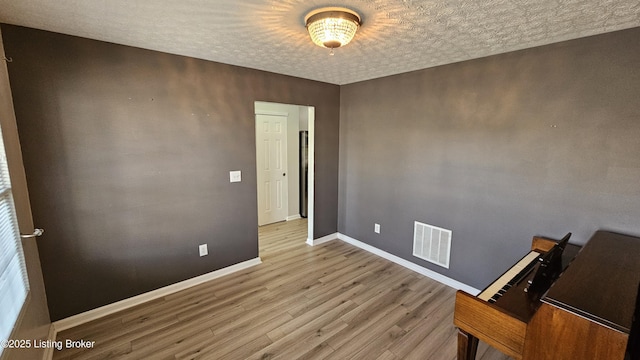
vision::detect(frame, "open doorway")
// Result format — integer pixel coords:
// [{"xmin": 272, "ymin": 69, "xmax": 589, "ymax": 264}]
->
[{"xmin": 254, "ymin": 101, "xmax": 314, "ymax": 248}]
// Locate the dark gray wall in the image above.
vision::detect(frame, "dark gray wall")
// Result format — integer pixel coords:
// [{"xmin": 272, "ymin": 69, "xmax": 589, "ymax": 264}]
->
[
  {"xmin": 339, "ymin": 27, "xmax": 640, "ymax": 290},
  {"xmin": 2, "ymin": 24, "xmax": 340, "ymax": 321}
]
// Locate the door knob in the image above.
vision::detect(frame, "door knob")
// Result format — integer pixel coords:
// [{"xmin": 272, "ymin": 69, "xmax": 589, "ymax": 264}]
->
[
  {"xmin": 21, "ymin": 228, "xmax": 45, "ymax": 239},
  {"xmin": 283, "ymin": 173, "xmax": 286, "ymax": 176}
]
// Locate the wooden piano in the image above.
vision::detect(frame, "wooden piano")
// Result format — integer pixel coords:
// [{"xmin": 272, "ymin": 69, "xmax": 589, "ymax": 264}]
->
[{"xmin": 454, "ymin": 231, "xmax": 640, "ymax": 360}]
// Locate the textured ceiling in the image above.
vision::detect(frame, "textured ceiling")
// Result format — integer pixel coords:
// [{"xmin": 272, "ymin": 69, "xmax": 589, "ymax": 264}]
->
[{"xmin": 1, "ymin": 0, "xmax": 639, "ymax": 85}]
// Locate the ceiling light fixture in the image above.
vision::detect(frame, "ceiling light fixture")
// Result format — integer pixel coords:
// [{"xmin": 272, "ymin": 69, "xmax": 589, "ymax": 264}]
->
[{"xmin": 305, "ymin": 7, "xmax": 361, "ymax": 54}]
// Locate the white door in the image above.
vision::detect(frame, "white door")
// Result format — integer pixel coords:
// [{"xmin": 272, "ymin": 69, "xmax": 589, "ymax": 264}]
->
[{"xmin": 256, "ymin": 114, "xmax": 288, "ymax": 226}]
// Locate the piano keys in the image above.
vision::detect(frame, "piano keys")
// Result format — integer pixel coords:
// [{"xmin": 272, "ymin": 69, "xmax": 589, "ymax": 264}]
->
[{"xmin": 477, "ymin": 250, "xmax": 540, "ymax": 303}]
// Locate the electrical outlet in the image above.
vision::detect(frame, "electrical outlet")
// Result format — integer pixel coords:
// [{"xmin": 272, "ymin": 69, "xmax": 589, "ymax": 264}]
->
[
  {"xmin": 199, "ymin": 244, "xmax": 208, "ymax": 257},
  {"xmin": 374, "ymin": 223, "xmax": 381, "ymax": 234}
]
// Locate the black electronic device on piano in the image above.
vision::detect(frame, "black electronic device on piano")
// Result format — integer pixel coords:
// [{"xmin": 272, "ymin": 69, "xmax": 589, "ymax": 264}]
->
[{"xmin": 524, "ymin": 232, "xmax": 571, "ymax": 296}]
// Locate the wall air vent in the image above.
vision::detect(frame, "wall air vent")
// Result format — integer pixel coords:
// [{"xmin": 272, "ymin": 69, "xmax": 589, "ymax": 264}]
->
[{"xmin": 413, "ymin": 221, "xmax": 451, "ymax": 269}]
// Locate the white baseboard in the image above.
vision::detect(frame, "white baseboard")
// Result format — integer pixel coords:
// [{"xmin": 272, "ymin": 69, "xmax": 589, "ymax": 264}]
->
[
  {"xmin": 42, "ymin": 324, "xmax": 56, "ymax": 360},
  {"xmin": 52, "ymin": 257, "xmax": 262, "ymax": 332},
  {"xmin": 306, "ymin": 232, "xmax": 338, "ymax": 246},
  {"xmin": 337, "ymin": 233, "xmax": 480, "ymax": 295},
  {"xmin": 286, "ymin": 215, "xmax": 302, "ymax": 221}
]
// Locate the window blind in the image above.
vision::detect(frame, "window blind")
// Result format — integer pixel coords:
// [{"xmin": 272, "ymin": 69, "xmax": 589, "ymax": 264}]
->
[{"xmin": 0, "ymin": 125, "xmax": 28, "ymax": 349}]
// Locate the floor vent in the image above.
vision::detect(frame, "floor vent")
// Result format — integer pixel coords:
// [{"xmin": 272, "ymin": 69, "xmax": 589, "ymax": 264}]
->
[{"xmin": 413, "ymin": 221, "xmax": 451, "ymax": 269}]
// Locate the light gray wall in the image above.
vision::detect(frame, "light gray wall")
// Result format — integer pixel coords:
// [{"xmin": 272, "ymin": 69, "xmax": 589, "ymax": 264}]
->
[
  {"xmin": 299, "ymin": 108, "xmax": 309, "ymax": 131},
  {"xmin": 339, "ymin": 27, "xmax": 640, "ymax": 290},
  {"xmin": 2, "ymin": 24, "xmax": 340, "ymax": 321}
]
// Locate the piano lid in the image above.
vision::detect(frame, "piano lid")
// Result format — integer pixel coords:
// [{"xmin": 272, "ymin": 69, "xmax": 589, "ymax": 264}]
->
[{"xmin": 542, "ymin": 231, "xmax": 640, "ymax": 333}]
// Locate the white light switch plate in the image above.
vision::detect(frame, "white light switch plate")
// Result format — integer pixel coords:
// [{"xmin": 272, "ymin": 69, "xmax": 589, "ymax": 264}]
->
[
  {"xmin": 199, "ymin": 244, "xmax": 208, "ymax": 257},
  {"xmin": 229, "ymin": 170, "xmax": 241, "ymax": 183}
]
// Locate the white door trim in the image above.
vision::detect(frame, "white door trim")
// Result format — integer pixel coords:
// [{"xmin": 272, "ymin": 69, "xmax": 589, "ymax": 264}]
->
[
  {"xmin": 255, "ymin": 110, "xmax": 289, "ymax": 117},
  {"xmin": 307, "ymin": 107, "xmax": 315, "ymax": 243}
]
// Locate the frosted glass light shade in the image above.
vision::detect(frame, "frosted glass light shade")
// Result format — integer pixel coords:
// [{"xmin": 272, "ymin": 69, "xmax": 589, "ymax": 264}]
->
[{"xmin": 305, "ymin": 8, "xmax": 361, "ymax": 49}]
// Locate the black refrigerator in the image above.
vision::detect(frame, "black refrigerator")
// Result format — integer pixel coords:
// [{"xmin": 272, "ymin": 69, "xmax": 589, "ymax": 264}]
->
[{"xmin": 299, "ymin": 131, "xmax": 308, "ymax": 218}]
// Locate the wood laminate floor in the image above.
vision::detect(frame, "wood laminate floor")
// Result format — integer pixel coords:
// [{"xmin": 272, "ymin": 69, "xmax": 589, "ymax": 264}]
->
[{"xmin": 53, "ymin": 219, "xmax": 510, "ymax": 359}]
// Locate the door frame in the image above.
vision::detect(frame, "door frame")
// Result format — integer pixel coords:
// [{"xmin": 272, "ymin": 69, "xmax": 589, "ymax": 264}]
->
[
  {"xmin": 254, "ymin": 103, "xmax": 314, "ymax": 243},
  {"xmin": 306, "ymin": 106, "xmax": 315, "ymax": 243}
]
